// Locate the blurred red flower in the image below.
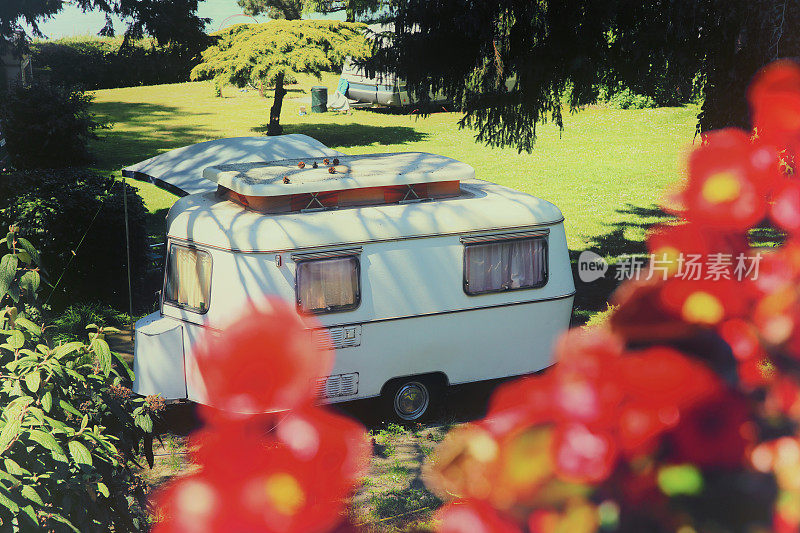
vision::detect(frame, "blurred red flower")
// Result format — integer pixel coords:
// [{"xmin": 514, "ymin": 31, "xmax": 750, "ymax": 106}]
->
[
  {"xmin": 191, "ymin": 298, "xmax": 333, "ymax": 415},
  {"xmin": 748, "ymin": 60, "xmax": 800, "ymax": 150},
  {"xmin": 435, "ymin": 499, "xmax": 522, "ymax": 533},
  {"xmin": 666, "ymin": 392, "xmax": 754, "ymax": 468},
  {"xmin": 680, "ymin": 129, "xmax": 778, "ymax": 230}
]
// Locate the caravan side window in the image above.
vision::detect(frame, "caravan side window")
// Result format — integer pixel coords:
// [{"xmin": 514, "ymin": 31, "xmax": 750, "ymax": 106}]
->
[
  {"xmin": 296, "ymin": 256, "xmax": 360, "ymax": 314},
  {"xmin": 164, "ymin": 244, "xmax": 213, "ymax": 313},
  {"xmin": 463, "ymin": 237, "xmax": 548, "ymax": 295}
]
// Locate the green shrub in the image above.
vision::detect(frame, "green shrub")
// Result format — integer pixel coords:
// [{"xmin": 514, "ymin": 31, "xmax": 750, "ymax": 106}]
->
[
  {"xmin": 600, "ymin": 87, "xmax": 658, "ymax": 109},
  {"xmin": 0, "ymin": 168, "xmax": 150, "ymax": 311},
  {"xmin": 0, "ymin": 81, "xmax": 100, "ymax": 169},
  {"xmin": 0, "ymin": 229, "xmax": 155, "ymax": 531},
  {"xmin": 51, "ymin": 302, "xmax": 129, "ymax": 344},
  {"xmin": 31, "ymin": 36, "xmax": 208, "ymax": 90}
]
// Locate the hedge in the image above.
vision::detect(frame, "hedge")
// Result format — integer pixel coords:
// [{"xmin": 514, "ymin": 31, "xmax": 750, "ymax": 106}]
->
[{"xmin": 30, "ymin": 36, "xmax": 205, "ymax": 90}]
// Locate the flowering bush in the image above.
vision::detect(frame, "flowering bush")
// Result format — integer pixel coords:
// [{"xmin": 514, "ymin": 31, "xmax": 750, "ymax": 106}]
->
[
  {"xmin": 424, "ymin": 59, "xmax": 800, "ymax": 532},
  {"xmin": 154, "ymin": 59, "xmax": 800, "ymax": 533},
  {"xmin": 0, "ymin": 228, "xmax": 153, "ymax": 530}
]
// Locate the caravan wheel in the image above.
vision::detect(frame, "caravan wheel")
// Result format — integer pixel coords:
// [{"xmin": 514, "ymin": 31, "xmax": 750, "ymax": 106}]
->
[{"xmin": 386, "ymin": 379, "xmax": 433, "ymax": 422}]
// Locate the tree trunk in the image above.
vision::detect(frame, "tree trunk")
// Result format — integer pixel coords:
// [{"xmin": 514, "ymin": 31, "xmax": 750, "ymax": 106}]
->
[{"xmin": 267, "ymin": 72, "xmax": 286, "ymax": 136}]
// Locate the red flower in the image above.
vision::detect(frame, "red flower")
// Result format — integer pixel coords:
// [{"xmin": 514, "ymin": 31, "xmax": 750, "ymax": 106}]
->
[
  {"xmin": 615, "ymin": 347, "xmax": 722, "ymax": 455},
  {"xmin": 483, "ymin": 374, "xmax": 556, "ymax": 436},
  {"xmin": 666, "ymin": 392, "xmax": 754, "ymax": 468},
  {"xmin": 771, "ymin": 179, "xmax": 800, "ymax": 234},
  {"xmin": 435, "ymin": 499, "xmax": 522, "ymax": 533},
  {"xmin": 660, "ymin": 277, "xmax": 752, "ymax": 326},
  {"xmin": 274, "ymin": 406, "xmax": 370, "ymax": 495},
  {"xmin": 552, "ymin": 329, "xmax": 625, "ymax": 422},
  {"xmin": 552, "ymin": 423, "xmax": 618, "ymax": 483},
  {"xmin": 680, "ymin": 129, "xmax": 777, "ymax": 230},
  {"xmin": 191, "ymin": 298, "xmax": 332, "ymax": 415},
  {"xmin": 748, "ymin": 60, "xmax": 800, "ymax": 151},
  {"xmin": 161, "ymin": 412, "xmax": 365, "ymax": 533}
]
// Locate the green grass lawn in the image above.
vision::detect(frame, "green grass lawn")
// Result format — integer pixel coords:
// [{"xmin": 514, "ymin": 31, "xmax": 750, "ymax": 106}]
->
[{"xmin": 90, "ymin": 73, "xmax": 699, "ymax": 322}]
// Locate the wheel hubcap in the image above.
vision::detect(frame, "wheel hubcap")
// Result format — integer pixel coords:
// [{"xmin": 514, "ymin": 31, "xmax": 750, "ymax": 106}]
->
[{"xmin": 394, "ymin": 382, "xmax": 429, "ymax": 420}]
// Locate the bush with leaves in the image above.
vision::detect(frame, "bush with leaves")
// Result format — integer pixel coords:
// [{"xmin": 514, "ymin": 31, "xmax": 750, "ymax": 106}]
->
[
  {"xmin": 0, "ymin": 81, "xmax": 100, "ymax": 169},
  {"xmin": 0, "ymin": 167, "xmax": 151, "ymax": 311},
  {"xmin": 0, "ymin": 227, "xmax": 155, "ymax": 531},
  {"xmin": 31, "ymin": 36, "xmax": 208, "ymax": 91}
]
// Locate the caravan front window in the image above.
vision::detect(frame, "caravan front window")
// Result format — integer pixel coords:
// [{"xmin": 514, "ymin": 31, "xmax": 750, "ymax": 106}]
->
[
  {"xmin": 296, "ymin": 256, "xmax": 360, "ymax": 314},
  {"xmin": 164, "ymin": 244, "xmax": 212, "ymax": 313},
  {"xmin": 464, "ymin": 237, "xmax": 548, "ymax": 295}
]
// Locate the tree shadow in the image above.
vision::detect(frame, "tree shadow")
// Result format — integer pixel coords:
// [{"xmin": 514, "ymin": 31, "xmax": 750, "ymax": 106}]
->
[
  {"xmin": 251, "ymin": 122, "xmax": 429, "ymax": 148},
  {"xmin": 90, "ymin": 101, "xmax": 216, "ymax": 172},
  {"xmin": 570, "ymin": 204, "xmax": 675, "ymax": 326}
]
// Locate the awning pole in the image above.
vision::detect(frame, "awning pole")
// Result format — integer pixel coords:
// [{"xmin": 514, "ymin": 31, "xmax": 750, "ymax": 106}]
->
[{"xmin": 122, "ymin": 175, "xmax": 134, "ymax": 341}]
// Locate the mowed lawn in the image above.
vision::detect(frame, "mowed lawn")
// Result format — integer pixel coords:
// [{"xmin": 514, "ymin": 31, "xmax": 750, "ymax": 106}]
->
[{"xmin": 90, "ymin": 73, "xmax": 699, "ymax": 321}]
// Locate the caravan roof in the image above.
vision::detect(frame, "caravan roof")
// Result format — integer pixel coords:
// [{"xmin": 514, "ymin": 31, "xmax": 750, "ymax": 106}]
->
[
  {"xmin": 122, "ymin": 135, "xmax": 344, "ymax": 196},
  {"xmin": 203, "ymin": 152, "xmax": 474, "ymax": 196},
  {"xmin": 166, "ymin": 179, "xmax": 564, "ymax": 253}
]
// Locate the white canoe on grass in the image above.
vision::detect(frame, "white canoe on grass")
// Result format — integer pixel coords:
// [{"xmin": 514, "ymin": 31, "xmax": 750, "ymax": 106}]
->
[{"xmin": 121, "ymin": 134, "xmax": 345, "ymax": 196}]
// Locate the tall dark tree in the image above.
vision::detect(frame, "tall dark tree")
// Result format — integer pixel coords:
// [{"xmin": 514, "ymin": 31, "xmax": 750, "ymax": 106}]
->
[
  {"xmin": 368, "ymin": 0, "xmax": 800, "ymax": 152},
  {"xmin": 238, "ymin": 0, "xmax": 383, "ymax": 23},
  {"xmin": 0, "ymin": 0, "xmax": 210, "ymax": 53},
  {"xmin": 238, "ymin": 0, "xmax": 304, "ymax": 20}
]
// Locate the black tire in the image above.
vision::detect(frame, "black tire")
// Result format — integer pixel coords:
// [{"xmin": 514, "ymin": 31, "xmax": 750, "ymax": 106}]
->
[{"xmin": 384, "ymin": 378, "xmax": 439, "ymax": 423}]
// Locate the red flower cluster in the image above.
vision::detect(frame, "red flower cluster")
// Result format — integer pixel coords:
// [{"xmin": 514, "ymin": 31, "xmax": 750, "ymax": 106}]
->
[
  {"xmin": 430, "ymin": 60, "xmax": 800, "ymax": 532},
  {"xmin": 153, "ymin": 299, "xmax": 369, "ymax": 533}
]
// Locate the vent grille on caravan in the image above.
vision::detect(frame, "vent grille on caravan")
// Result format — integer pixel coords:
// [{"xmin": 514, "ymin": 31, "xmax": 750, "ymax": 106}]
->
[
  {"xmin": 203, "ymin": 152, "xmax": 475, "ymax": 214},
  {"xmin": 314, "ymin": 373, "xmax": 359, "ymax": 399},
  {"xmin": 311, "ymin": 325, "xmax": 362, "ymax": 350}
]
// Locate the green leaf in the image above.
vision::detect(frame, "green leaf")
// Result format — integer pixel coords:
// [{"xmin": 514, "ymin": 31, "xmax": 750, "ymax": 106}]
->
[
  {"xmin": 134, "ymin": 413, "xmax": 153, "ymax": 433},
  {"xmin": 4, "ymin": 458, "xmax": 29, "ymax": 476},
  {"xmin": 53, "ymin": 342, "xmax": 83, "ymax": 359},
  {"xmin": 6, "ymin": 330, "xmax": 24, "ymax": 350},
  {"xmin": 0, "ymin": 488, "xmax": 19, "ymax": 513},
  {"xmin": 49, "ymin": 513, "xmax": 80, "ymax": 532},
  {"xmin": 90, "ymin": 338, "xmax": 112, "ymax": 375},
  {"xmin": 15, "ymin": 238, "xmax": 40, "ymax": 267},
  {"xmin": 658, "ymin": 464, "xmax": 704, "ymax": 496},
  {"xmin": 19, "ymin": 271, "xmax": 40, "ymax": 297},
  {"xmin": 59, "ymin": 400, "xmax": 81, "ymax": 417},
  {"xmin": 41, "ymin": 391, "xmax": 52, "ymax": 412},
  {"xmin": 68, "ymin": 440, "xmax": 92, "ymax": 466},
  {"xmin": 113, "ymin": 351, "xmax": 135, "ymax": 381},
  {"xmin": 20, "ymin": 485, "xmax": 44, "ymax": 506},
  {"xmin": 0, "ymin": 254, "xmax": 18, "ymax": 299},
  {"xmin": 24, "ymin": 371, "xmax": 40, "ymax": 393},
  {"xmin": 97, "ymin": 482, "xmax": 109, "ymax": 498},
  {"xmin": 28, "ymin": 429, "xmax": 66, "ymax": 457},
  {"xmin": 14, "ymin": 317, "xmax": 41, "ymax": 336},
  {"xmin": 19, "ymin": 504, "xmax": 39, "ymax": 527},
  {"xmin": 0, "ymin": 419, "xmax": 20, "ymax": 451}
]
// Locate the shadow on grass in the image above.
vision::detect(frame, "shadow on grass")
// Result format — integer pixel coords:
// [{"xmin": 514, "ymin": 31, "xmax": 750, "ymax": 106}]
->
[
  {"xmin": 90, "ymin": 101, "xmax": 216, "ymax": 172},
  {"xmin": 251, "ymin": 122, "xmax": 429, "ymax": 148},
  {"xmin": 570, "ymin": 204, "xmax": 675, "ymax": 326}
]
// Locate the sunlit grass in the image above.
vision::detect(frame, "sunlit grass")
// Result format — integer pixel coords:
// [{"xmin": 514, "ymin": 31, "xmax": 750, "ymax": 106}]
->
[{"xmin": 89, "ymin": 73, "xmax": 699, "ymax": 321}]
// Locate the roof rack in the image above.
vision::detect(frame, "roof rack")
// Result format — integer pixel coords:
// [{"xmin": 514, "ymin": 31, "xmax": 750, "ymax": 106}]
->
[{"xmin": 204, "ymin": 152, "xmax": 474, "ymax": 214}]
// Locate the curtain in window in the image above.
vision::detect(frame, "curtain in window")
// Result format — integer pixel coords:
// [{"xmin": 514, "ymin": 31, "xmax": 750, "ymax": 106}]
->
[
  {"xmin": 298, "ymin": 257, "xmax": 358, "ymax": 312},
  {"xmin": 167, "ymin": 247, "xmax": 212, "ymax": 311},
  {"xmin": 466, "ymin": 238, "xmax": 546, "ymax": 294}
]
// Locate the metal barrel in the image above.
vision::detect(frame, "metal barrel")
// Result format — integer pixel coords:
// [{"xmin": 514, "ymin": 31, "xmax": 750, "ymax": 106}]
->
[{"xmin": 311, "ymin": 86, "xmax": 328, "ymax": 113}]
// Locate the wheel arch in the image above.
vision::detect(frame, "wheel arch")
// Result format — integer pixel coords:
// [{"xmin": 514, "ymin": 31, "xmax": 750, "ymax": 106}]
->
[{"xmin": 380, "ymin": 371, "xmax": 449, "ymax": 397}]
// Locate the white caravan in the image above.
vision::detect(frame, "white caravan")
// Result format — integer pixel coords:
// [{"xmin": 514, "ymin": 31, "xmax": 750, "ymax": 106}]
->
[{"xmin": 126, "ymin": 136, "xmax": 575, "ymax": 421}]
